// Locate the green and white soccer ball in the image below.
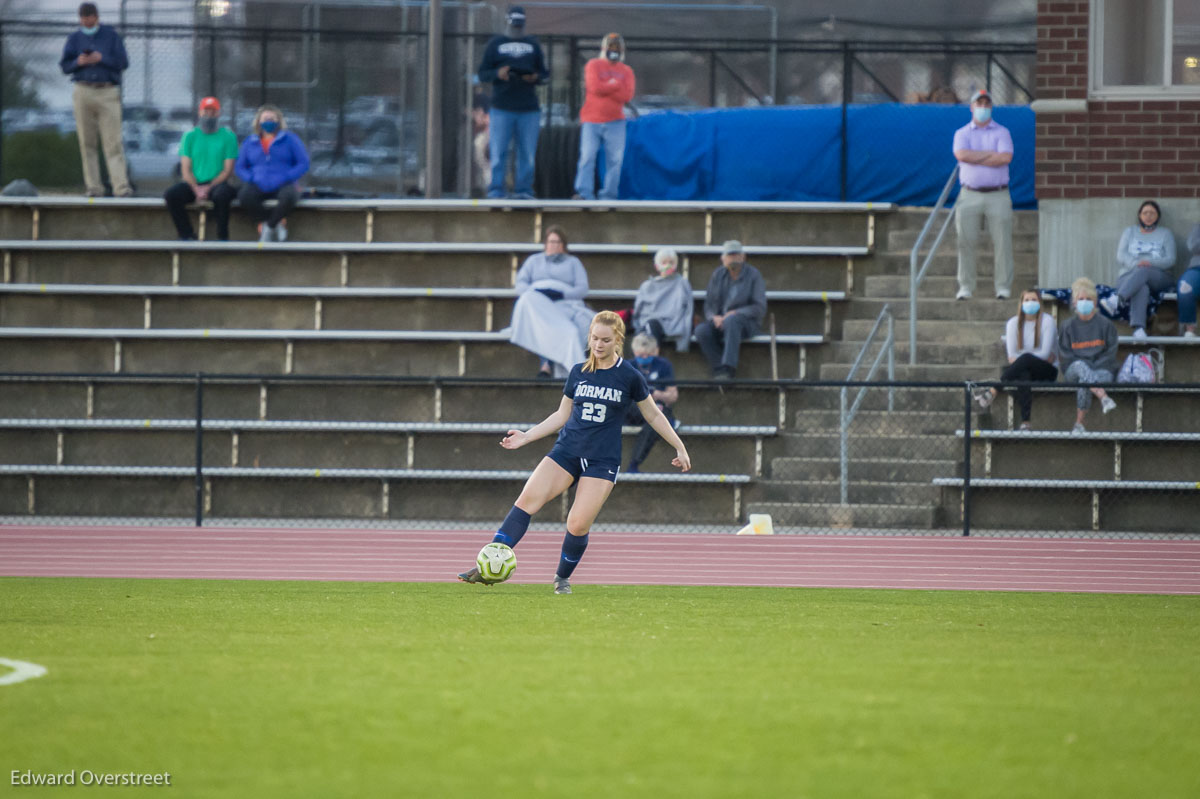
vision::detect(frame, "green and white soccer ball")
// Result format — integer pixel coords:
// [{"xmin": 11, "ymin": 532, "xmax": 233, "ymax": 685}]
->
[{"xmin": 476, "ymin": 542, "xmax": 518, "ymax": 584}]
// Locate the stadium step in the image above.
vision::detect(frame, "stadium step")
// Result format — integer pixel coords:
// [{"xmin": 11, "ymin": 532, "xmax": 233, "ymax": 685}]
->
[
  {"xmin": 741, "ymin": 500, "xmax": 943, "ymax": 530},
  {"xmin": 766, "ymin": 457, "xmax": 958, "ymax": 484},
  {"xmin": 885, "ymin": 229, "xmax": 1039, "ymax": 253},
  {"xmin": 840, "ymin": 297, "xmax": 1029, "ymax": 322},
  {"xmin": 861, "ymin": 274, "xmax": 1040, "ymax": 299},
  {"xmin": 753, "ymin": 479, "xmax": 942, "ymax": 505},
  {"xmin": 787, "ymin": 410, "xmax": 963, "ymax": 437},
  {"xmin": 868, "ymin": 251, "xmax": 1039, "ymax": 277}
]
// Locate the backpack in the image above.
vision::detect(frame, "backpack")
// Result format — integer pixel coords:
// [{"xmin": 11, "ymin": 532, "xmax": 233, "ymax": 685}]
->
[{"xmin": 1117, "ymin": 348, "xmax": 1164, "ymax": 384}]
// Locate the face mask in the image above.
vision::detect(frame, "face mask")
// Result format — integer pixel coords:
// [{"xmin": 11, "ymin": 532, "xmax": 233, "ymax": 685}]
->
[
  {"xmin": 606, "ymin": 50, "xmax": 621, "ymax": 62},
  {"xmin": 200, "ymin": 117, "xmax": 218, "ymax": 134},
  {"xmin": 547, "ymin": 253, "xmax": 565, "ymax": 263},
  {"xmin": 655, "ymin": 262, "xmax": 676, "ymax": 277},
  {"xmin": 634, "ymin": 356, "xmax": 654, "ymax": 367},
  {"xmin": 972, "ymin": 106, "xmax": 992, "ymax": 124},
  {"xmin": 1076, "ymin": 299, "xmax": 1095, "ymax": 316},
  {"xmin": 1022, "ymin": 301, "xmax": 1040, "ymax": 315},
  {"xmin": 81, "ymin": 25, "xmax": 99, "ymax": 35},
  {"xmin": 260, "ymin": 120, "xmax": 279, "ymax": 134}
]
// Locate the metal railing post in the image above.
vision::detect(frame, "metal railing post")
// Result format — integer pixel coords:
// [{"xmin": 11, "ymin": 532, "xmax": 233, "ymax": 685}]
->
[
  {"xmin": 962, "ymin": 383, "xmax": 972, "ymax": 536},
  {"xmin": 839, "ymin": 304, "xmax": 895, "ymax": 505},
  {"xmin": 194, "ymin": 373, "xmax": 204, "ymax": 528},
  {"xmin": 839, "ymin": 386, "xmax": 849, "ymax": 505},
  {"xmin": 909, "ymin": 165, "xmax": 960, "ymax": 365},
  {"xmin": 886, "ymin": 312, "xmax": 895, "ymax": 412}
]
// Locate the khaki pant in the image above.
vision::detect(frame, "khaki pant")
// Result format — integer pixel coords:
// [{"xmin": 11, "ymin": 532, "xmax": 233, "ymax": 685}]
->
[
  {"xmin": 72, "ymin": 83, "xmax": 130, "ymax": 196},
  {"xmin": 955, "ymin": 186, "xmax": 1013, "ymax": 297}
]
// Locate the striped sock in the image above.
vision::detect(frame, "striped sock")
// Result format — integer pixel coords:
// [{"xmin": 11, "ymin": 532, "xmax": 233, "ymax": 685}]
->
[
  {"xmin": 555, "ymin": 532, "xmax": 589, "ymax": 580},
  {"xmin": 492, "ymin": 506, "xmax": 531, "ymax": 548}
]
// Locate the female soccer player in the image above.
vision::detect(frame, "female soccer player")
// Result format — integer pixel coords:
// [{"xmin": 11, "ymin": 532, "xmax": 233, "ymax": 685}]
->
[{"xmin": 459, "ymin": 310, "xmax": 691, "ymax": 593}]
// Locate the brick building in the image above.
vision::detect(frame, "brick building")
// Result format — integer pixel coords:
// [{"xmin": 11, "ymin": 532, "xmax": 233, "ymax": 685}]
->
[{"xmin": 1033, "ymin": 0, "xmax": 1200, "ymax": 288}]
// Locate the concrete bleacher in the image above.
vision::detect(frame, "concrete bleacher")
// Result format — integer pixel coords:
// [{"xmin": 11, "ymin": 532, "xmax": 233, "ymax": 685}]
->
[
  {"xmin": 929, "ymin": 387, "xmax": 1200, "ymax": 532},
  {"xmin": 0, "ymin": 375, "xmax": 808, "ymax": 523},
  {"xmin": 0, "ymin": 198, "xmax": 875, "ymax": 391}
]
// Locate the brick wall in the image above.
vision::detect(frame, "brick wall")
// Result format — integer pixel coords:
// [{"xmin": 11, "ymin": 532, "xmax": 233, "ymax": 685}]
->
[{"xmin": 1035, "ymin": 0, "xmax": 1200, "ymax": 200}]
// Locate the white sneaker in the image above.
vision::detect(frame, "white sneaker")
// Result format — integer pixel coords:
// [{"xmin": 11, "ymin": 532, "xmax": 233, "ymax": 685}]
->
[
  {"xmin": 275, "ymin": 223, "xmax": 288, "ymax": 242},
  {"xmin": 258, "ymin": 223, "xmax": 273, "ymax": 244},
  {"xmin": 1184, "ymin": 330, "xmax": 1198, "ymax": 339},
  {"xmin": 956, "ymin": 288, "xmax": 972, "ymax": 300},
  {"xmin": 1099, "ymin": 294, "xmax": 1119, "ymax": 317},
  {"xmin": 1132, "ymin": 327, "xmax": 1148, "ymax": 340},
  {"xmin": 1101, "ymin": 396, "xmax": 1117, "ymax": 414},
  {"xmin": 1072, "ymin": 421, "xmax": 1086, "ymax": 433},
  {"xmin": 996, "ymin": 289, "xmax": 1011, "ymax": 300}
]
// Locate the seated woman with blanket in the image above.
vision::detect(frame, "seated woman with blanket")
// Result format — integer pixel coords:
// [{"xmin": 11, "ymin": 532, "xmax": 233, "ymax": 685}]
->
[
  {"xmin": 508, "ymin": 226, "xmax": 595, "ymax": 378},
  {"xmin": 631, "ymin": 247, "xmax": 694, "ymax": 352}
]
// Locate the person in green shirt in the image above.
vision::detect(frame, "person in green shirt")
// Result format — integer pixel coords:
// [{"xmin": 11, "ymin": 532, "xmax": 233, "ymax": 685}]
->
[{"xmin": 163, "ymin": 96, "xmax": 239, "ymax": 240}]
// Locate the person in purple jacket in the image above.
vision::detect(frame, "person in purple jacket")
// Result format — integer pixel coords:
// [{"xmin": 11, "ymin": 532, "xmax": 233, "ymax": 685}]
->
[{"xmin": 234, "ymin": 105, "xmax": 309, "ymax": 242}]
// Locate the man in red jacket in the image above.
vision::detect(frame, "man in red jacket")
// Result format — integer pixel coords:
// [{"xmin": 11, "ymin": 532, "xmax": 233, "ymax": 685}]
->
[{"xmin": 573, "ymin": 33, "xmax": 635, "ymax": 201}]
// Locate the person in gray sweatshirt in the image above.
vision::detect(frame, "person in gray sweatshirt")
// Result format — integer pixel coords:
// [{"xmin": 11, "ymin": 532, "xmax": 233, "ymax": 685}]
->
[
  {"xmin": 1100, "ymin": 200, "xmax": 1176, "ymax": 339},
  {"xmin": 1058, "ymin": 276, "xmax": 1120, "ymax": 432}
]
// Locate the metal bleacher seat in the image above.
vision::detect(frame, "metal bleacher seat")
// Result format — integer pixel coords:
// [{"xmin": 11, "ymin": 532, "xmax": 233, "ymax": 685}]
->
[{"xmin": 932, "ymin": 426, "xmax": 1200, "ymax": 532}]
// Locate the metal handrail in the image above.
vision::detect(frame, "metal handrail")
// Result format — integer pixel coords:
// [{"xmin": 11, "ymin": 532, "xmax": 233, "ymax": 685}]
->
[
  {"xmin": 908, "ymin": 165, "xmax": 960, "ymax": 365},
  {"xmin": 839, "ymin": 304, "xmax": 895, "ymax": 504}
]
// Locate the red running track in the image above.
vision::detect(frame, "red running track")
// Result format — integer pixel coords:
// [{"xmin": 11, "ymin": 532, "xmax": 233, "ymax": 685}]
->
[{"xmin": 3, "ymin": 525, "xmax": 1200, "ymax": 594}]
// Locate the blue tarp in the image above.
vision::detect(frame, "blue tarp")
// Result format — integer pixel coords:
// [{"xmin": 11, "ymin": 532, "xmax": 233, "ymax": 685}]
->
[{"xmin": 618, "ymin": 104, "xmax": 1035, "ymax": 209}]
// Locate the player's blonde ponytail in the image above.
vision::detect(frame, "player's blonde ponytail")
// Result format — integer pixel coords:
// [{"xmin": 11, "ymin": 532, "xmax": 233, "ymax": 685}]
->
[{"xmin": 582, "ymin": 311, "xmax": 626, "ymax": 373}]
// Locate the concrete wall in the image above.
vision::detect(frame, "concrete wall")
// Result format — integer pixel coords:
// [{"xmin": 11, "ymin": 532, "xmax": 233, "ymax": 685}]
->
[{"xmin": 1038, "ymin": 197, "xmax": 1200, "ymax": 288}]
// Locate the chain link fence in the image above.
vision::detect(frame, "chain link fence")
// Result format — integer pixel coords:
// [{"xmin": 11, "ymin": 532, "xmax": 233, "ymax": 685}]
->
[
  {"xmin": 1, "ymin": 374, "xmax": 1196, "ymax": 539},
  {"xmin": 0, "ymin": 16, "xmax": 1033, "ymax": 198}
]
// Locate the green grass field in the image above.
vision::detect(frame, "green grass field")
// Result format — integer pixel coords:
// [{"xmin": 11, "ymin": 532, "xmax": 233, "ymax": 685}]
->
[{"xmin": 2, "ymin": 578, "xmax": 1198, "ymax": 798}]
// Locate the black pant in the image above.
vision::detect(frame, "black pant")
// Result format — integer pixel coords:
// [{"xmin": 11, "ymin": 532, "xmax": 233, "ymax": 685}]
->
[
  {"xmin": 1000, "ymin": 353, "xmax": 1058, "ymax": 422},
  {"xmin": 694, "ymin": 313, "xmax": 760, "ymax": 375},
  {"xmin": 163, "ymin": 181, "xmax": 237, "ymax": 240},
  {"xmin": 625, "ymin": 401, "xmax": 676, "ymax": 467},
  {"xmin": 238, "ymin": 182, "xmax": 299, "ymax": 226}
]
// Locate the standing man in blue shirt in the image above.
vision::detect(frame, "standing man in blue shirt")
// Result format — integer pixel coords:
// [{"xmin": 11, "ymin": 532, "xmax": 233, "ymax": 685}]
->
[
  {"xmin": 476, "ymin": 5, "xmax": 549, "ymax": 199},
  {"xmin": 59, "ymin": 3, "xmax": 132, "ymax": 197}
]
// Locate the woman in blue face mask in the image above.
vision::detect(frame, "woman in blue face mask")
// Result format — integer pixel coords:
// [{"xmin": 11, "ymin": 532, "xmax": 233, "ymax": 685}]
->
[
  {"xmin": 1056, "ymin": 276, "xmax": 1120, "ymax": 433},
  {"xmin": 233, "ymin": 104, "xmax": 310, "ymax": 243},
  {"xmin": 973, "ymin": 289, "xmax": 1059, "ymax": 430}
]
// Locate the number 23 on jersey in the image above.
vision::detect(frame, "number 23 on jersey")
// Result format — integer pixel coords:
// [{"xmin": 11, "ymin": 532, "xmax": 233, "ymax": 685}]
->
[{"xmin": 580, "ymin": 402, "xmax": 607, "ymax": 423}]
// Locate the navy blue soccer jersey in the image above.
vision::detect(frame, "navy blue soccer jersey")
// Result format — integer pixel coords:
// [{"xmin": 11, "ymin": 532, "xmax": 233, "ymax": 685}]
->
[{"xmin": 555, "ymin": 358, "xmax": 651, "ymax": 462}]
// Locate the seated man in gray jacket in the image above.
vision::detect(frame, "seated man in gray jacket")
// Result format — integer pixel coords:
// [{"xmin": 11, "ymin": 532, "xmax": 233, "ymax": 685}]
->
[{"xmin": 693, "ymin": 240, "xmax": 767, "ymax": 379}]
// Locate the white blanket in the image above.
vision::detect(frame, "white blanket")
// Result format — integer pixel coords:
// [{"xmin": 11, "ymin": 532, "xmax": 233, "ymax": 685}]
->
[{"xmin": 506, "ymin": 290, "xmax": 595, "ymax": 376}]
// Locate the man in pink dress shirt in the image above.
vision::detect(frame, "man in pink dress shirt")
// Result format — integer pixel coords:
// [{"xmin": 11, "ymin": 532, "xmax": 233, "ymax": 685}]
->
[{"xmin": 952, "ymin": 89, "xmax": 1014, "ymax": 301}]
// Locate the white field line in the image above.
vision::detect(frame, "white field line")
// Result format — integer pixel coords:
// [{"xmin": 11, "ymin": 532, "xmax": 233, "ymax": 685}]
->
[{"xmin": 0, "ymin": 658, "xmax": 47, "ymax": 687}]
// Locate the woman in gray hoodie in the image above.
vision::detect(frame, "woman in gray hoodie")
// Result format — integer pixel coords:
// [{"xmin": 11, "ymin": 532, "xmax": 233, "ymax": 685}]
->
[
  {"xmin": 1058, "ymin": 277, "xmax": 1120, "ymax": 433},
  {"xmin": 1100, "ymin": 200, "xmax": 1176, "ymax": 339}
]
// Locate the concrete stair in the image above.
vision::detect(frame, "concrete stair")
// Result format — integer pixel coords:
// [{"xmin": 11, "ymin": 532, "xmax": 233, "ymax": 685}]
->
[{"xmin": 753, "ymin": 208, "xmax": 1039, "ymax": 530}]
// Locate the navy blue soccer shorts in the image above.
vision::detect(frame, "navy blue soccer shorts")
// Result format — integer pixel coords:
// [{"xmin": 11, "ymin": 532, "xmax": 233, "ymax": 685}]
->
[{"xmin": 546, "ymin": 443, "xmax": 620, "ymax": 484}]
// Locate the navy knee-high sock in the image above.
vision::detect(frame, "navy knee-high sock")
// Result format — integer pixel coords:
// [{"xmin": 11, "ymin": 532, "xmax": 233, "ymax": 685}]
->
[
  {"xmin": 492, "ymin": 506, "xmax": 531, "ymax": 548},
  {"xmin": 555, "ymin": 532, "xmax": 589, "ymax": 580}
]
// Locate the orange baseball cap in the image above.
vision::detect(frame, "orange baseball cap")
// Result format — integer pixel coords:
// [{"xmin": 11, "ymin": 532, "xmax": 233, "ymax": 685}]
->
[{"xmin": 198, "ymin": 96, "xmax": 221, "ymax": 112}]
